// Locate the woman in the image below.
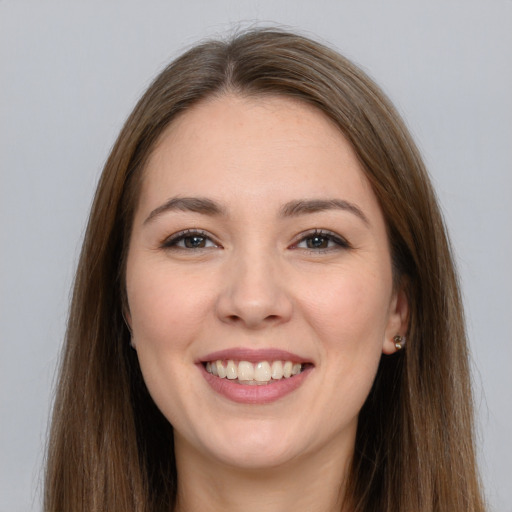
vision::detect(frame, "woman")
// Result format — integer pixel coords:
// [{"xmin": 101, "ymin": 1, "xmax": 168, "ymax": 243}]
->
[{"xmin": 45, "ymin": 28, "xmax": 485, "ymax": 511}]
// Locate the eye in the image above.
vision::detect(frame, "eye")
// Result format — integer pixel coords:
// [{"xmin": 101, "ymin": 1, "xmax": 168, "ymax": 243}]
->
[
  {"xmin": 161, "ymin": 229, "xmax": 219, "ymax": 250},
  {"xmin": 293, "ymin": 229, "xmax": 350, "ymax": 251}
]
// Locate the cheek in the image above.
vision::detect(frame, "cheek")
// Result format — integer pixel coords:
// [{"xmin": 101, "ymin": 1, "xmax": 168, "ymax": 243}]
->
[
  {"xmin": 300, "ymin": 270, "xmax": 391, "ymax": 424},
  {"xmin": 299, "ymin": 266, "xmax": 392, "ymax": 347},
  {"xmin": 126, "ymin": 261, "xmax": 215, "ymax": 352},
  {"xmin": 125, "ymin": 262, "xmax": 214, "ymax": 426}
]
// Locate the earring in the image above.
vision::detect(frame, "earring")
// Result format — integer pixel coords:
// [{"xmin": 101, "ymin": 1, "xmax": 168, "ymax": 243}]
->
[{"xmin": 393, "ymin": 335, "xmax": 405, "ymax": 351}]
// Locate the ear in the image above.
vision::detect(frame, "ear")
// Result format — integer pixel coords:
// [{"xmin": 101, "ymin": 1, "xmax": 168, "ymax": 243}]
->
[
  {"xmin": 382, "ymin": 282, "xmax": 409, "ymax": 355},
  {"xmin": 123, "ymin": 306, "xmax": 132, "ymax": 328},
  {"xmin": 122, "ymin": 307, "xmax": 136, "ymax": 348}
]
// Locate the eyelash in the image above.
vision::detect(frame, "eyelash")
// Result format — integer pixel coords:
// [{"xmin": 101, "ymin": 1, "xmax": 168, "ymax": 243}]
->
[
  {"xmin": 161, "ymin": 228, "xmax": 350, "ymax": 253},
  {"xmin": 292, "ymin": 229, "xmax": 351, "ymax": 253},
  {"xmin": 161, "ymin": 229, "xmax": 220, "ymax": 250}
]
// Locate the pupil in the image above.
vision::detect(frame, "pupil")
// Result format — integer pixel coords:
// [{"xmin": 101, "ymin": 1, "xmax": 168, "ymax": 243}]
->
[
  {"xmin": 185, "ymin": 236, "xmax": 205, "ymax": 248},
  {"xmin": 308, "ymin": 236, "xmax": 327, "ymax": 249}
]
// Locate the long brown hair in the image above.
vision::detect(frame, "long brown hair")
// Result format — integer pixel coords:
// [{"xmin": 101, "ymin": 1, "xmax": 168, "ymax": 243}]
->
[{"xmin": 45, "ymin": 28, "xmax": 485, "ymax": 511}]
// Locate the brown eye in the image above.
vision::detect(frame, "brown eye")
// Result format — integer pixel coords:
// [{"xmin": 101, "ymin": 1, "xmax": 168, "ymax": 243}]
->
[
  {"xmin": 306, "ymin": 236, "xmax": 330, "ymax": 249},
  {"xmin": 183, "ymin": 235, "xmax": 207, "ymax": 248}
]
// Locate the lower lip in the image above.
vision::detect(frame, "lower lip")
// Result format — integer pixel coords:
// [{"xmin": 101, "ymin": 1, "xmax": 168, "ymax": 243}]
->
[{"xmin": 198, "ymin": 364, "xmax": 312, "ymax": 404}]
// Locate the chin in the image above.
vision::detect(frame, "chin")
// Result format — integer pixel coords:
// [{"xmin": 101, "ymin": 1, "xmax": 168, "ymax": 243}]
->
[
  {"xmin": 209, "ymin": 442, "xmax": 297, "ymax": 471},
  {"xmin": 193, "ymin": 421, "xmax": 304, "ymax": 470}
]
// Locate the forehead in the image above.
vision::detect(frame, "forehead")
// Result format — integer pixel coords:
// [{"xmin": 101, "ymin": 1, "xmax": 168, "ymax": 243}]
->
[{"xmin": 138, "ymin": 94, "xmax": 381, "ymax": 221}]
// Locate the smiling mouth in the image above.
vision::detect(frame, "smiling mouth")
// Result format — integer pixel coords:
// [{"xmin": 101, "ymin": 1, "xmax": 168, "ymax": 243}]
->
[{"xmin": 204, "ymin": 360, "xmax": 312, "ymax": 385}]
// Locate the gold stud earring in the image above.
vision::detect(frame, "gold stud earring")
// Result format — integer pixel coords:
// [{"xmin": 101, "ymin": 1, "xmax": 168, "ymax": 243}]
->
[{"xmin": 393, "ymin": 335, "xmax": 405, "ymax": 351}]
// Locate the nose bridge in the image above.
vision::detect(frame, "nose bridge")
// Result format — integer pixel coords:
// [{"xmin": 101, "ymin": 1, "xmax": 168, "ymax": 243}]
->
[{"xmin": 216, "ymin": 241, "xmax": 292, "ymax": 328}]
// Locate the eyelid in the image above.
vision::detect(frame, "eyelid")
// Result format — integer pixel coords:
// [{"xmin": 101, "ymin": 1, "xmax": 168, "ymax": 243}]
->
[
  {"xmin": 290, "ymin": 229, "xmax": 351, "ymax": 251},
  {"xmin": 160, "ymin": 229, "xmax": 221, "ymax": 249}
]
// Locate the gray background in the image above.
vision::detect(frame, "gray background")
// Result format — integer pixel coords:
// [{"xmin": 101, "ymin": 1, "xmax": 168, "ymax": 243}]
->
[{"xmin": 1, "ymin": 1, "xmax": 511, "ymax": 510}]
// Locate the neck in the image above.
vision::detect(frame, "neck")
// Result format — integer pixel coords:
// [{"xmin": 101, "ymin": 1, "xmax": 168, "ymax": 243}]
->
[{"xmin": 173, "ymin": 433, "xmax": 354, "ymax": 512}]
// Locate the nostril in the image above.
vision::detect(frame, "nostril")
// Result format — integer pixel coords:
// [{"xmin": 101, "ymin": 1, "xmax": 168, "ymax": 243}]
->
[
  {"xmin": 215, "ymin": 284, "xmax": 293, "ymax": 328},
  {"xmin": 226, "ymin": 313, "xmax": 282, "ymax": 326}
]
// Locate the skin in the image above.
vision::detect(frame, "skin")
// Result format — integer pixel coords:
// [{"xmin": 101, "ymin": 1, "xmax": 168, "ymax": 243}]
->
[{"xmin": 125, "ymin": 94, "xmax": 408, "ymax": 512}]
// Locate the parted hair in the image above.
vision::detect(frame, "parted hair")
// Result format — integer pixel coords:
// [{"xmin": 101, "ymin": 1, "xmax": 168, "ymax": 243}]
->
[{"xmin": 45, "ymin": 28, "xmax": 485, "ymax": 511}]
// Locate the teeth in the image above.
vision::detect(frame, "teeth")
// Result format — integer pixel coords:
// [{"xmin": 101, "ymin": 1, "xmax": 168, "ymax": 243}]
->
[
  {"xmin": 271, "ymin": 360, "xmax": 283, "ymax": 379},
  {"xmin": 226, "ymin": 360, "xmax": 237, "ymax": 380},
  {"xmin": 205, "ymin": 359, "xmax": 304, "ymax": 383},
  {"xmin": 238, "ymin": 361, "xmax": 254, "ymax": 381},
  {"xmin": 283, "ymin": 361, "xmax": 293, "ymax": 378},
  {"xmin": 254, "ymin": 361, "xmax": 271, "ymax": 382},
  {"xmin": 216, "ymin": 360, "xmax": 226, "ymax": 379}
]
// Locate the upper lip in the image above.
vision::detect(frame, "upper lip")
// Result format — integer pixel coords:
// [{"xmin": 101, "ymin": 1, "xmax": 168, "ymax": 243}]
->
[{"xmin": 197, "ymin": 347, "xmax": 313, "ymax": 365}]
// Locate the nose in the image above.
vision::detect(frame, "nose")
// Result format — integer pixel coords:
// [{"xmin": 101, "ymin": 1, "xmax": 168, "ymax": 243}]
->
[{"xmin": 215, "ymin": 249, "xmax": 293, "ymax": 329}]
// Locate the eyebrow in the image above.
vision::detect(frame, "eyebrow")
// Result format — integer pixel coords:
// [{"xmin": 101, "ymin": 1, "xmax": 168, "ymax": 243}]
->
[
  {"xmin": 144, "ymin": 196, "xmax": 369, "ymax": 226},
  {"xmin": 280, "ymin": 199, "xmax": 369, "ymax": 225},
  {"xmin": 144, "ymin": 197, "xmax": 226, "ymax": 225}
]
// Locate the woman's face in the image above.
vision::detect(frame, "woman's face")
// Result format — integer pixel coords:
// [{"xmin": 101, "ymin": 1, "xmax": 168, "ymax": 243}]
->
[{"xmin": 125, "ymin": 95, "xmax": 407, "ymax": 470}]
